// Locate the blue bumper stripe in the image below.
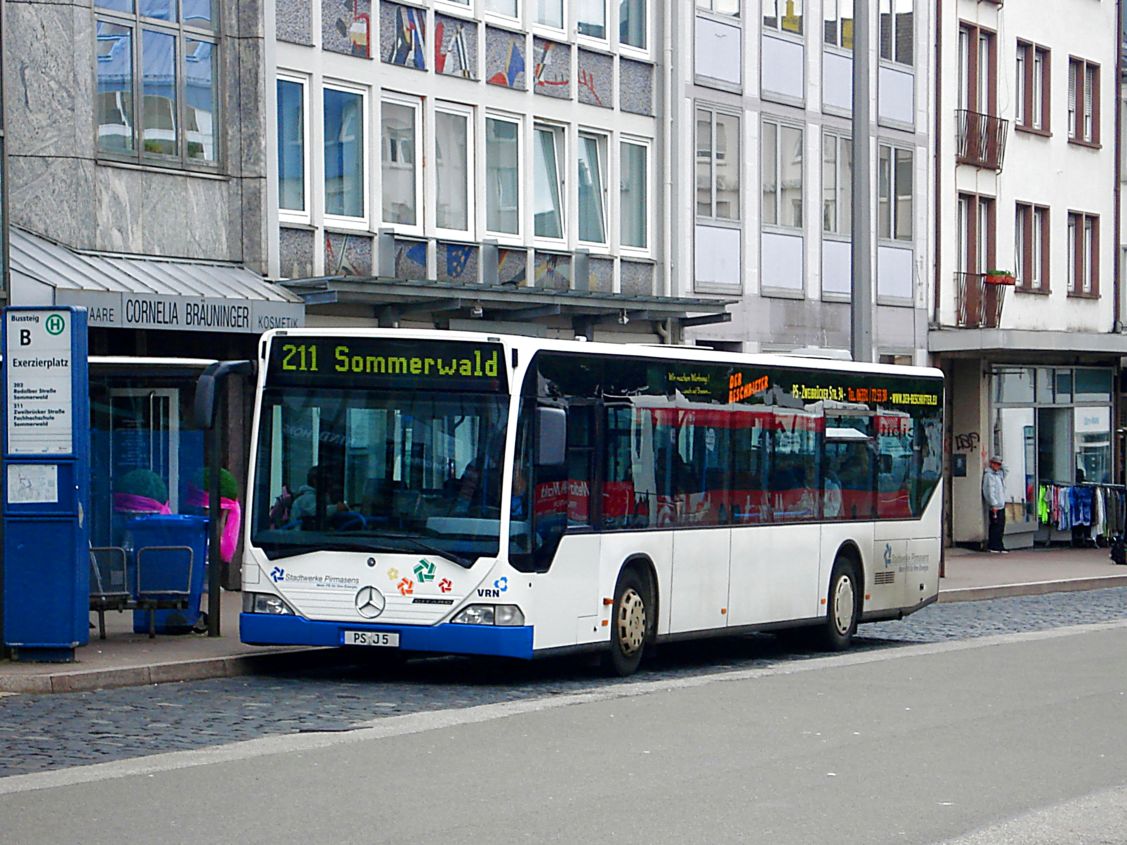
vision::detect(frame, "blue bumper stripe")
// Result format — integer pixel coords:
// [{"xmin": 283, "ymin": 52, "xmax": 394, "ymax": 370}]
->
[{"xmin": 240, "ymin": 613, "xmax": 535, "ymax": 660}]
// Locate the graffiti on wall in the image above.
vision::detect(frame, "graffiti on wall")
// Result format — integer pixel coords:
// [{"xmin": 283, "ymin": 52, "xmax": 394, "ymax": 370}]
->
[{"xmin": 954, "ymin": 431, "xmax": 980, "ymax": 452}]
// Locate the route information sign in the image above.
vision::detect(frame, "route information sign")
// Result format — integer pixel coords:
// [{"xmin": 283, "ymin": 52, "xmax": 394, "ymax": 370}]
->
[{"xmin": 5, "ymin": 309, "xmax": 73, "ymax": 454}]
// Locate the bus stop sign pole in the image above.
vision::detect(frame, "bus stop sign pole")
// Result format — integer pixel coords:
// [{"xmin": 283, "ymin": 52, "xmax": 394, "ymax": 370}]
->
[{"xmin": 194, "ymin": 360, "xmax": 253, "ymax": 637}]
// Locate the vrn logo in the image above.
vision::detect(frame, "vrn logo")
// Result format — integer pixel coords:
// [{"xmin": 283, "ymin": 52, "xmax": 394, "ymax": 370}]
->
[{"xmin": 477, "ymin": 576, "xmax": 509, "ymax": 598}]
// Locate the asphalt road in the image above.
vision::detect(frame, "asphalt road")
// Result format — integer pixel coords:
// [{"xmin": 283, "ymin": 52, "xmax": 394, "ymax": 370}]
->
[{"xmin": 2, "ymin": 589, "xmax": 1127, "ymax": 843}]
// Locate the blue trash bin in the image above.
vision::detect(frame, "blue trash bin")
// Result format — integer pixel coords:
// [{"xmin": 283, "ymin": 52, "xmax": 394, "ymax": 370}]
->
[{"xmin": 124, "ymin": 515, "xmax": 209, "ymax": 634}]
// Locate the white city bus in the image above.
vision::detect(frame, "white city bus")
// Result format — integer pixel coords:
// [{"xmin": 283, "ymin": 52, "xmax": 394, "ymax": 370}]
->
[{"xmin": 241, "ymin": 330, "xmax": 944, "ymax": 674}]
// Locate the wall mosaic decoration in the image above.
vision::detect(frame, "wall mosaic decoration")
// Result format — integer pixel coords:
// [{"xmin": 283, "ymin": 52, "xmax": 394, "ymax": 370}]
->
[
  {"xmin": 279, "ymin": 227, "xmax": 315, "ymax": 279},
  {"xmin": 577, "ymin": 49, "xmax": 613, "ymax": 108},
  {"xmin": 325, "ymin": 232, "xmax": 373, "ymax": 276},
  {"xmin": 533, "ymin": 38, "xmax": 570, "ymax": 99},
  {"xmin": 497, "ymin": 248, "xmax": 527, "ymax": 286},
  {"xmin": 588, "ymin": 257, "xmax": 614, "ymax": 293},
  {"xmin": 323, "ymin": 0, "xmax": 371, "ymax": 57},
  {"xmin": 437, "ymin": 242, "xmax": 479, "ymax": 283},
  {"xmin": 533, "ymin": 252, "xmax": 571, "ymax": 291},
  {"xmin": 486, "ymin": 26, "xmax": 526, "ymax": 89},
  {"xmin": 435, "ymin": 14, "xmax": 478, "ymax": 79},
  {"xmin": 620, "ymin": 59, "xmax": 654, "ymax": 116},
  {"xmin": 276, "ymin": 0, "xmax": 313, "ymax": 45},
  {"xmin": 381, "ymin": 2, "xmax": 427, "ymax": 71},
  {"xmin": 620, "ymin": 260, "xmax": 655, "ymax": 296},
  {"xmin": 394, "ymin": 238, "xmax": 428, "ymax": 279}
]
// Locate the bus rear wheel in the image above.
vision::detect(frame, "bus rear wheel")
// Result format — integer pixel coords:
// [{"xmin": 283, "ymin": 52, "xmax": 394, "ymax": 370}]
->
[
  {"xmin": 820, "ymin": 556, "xmax": 860, "ymax": 651},
  {"xmin": 605, "ymin": 568, "xmax": 650, "ymax": 677}
]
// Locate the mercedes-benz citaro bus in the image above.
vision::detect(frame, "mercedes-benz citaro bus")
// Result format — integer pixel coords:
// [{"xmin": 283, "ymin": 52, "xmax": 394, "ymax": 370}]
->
[{"xmin": 241, "ymin": 329, "xmax": 944, "ymax": 675}]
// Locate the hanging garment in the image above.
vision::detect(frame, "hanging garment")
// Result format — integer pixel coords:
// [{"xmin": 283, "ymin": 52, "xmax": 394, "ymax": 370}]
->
[
  {"xmin": 1072, "ymin": 486, "xmax": 1093, "ymax": 527},
  {"xmin": 1038, "ymin": 484, "xmax": 1051, "ymax": 525}
]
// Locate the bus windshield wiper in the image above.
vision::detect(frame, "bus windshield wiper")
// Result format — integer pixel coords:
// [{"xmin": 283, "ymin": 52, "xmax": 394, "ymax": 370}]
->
[
  {"xmin": 377, "ymin": 536, "xmax": 474, "ymax": 569},
  {"xmin": 252, "ymin": 537, "xmax": 474, "ymax": 567}
]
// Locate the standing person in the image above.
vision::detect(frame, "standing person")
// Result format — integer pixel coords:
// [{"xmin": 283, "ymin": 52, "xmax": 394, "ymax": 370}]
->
[{"xmin": 982, "ymin": 455, "xmax": 1008, "ymax": 553}]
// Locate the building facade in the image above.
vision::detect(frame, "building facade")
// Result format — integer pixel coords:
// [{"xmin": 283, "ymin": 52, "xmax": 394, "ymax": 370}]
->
[
  {"xmin": 676, "ymin": 0, "xmax": 932, "ymax": 364},
  {"xmin": 3, "ymin": 0, "xmax": 302, "ymax": 574},
  {"xmin": 265, "ymin": 0, "xmax": 728, "ymax": 339},
  {"xmin": 932, "ymin": 0, "xmax": 1124, "ymax": 548}
]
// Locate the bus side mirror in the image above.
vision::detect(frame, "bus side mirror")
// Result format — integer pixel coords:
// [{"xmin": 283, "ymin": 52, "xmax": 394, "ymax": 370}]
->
[
  {"xmin": 535, "ymin": 406, "xmax": 567, "ymax": 467},
  {"xmin": 193, "ymin": 360, "xmax": 255, "ymax": 429}
]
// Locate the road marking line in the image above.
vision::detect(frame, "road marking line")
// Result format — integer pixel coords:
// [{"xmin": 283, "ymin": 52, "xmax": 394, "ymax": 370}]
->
[{"xmin": 2, "ymin": 619, "xmax": 1126, "ymax": 797}]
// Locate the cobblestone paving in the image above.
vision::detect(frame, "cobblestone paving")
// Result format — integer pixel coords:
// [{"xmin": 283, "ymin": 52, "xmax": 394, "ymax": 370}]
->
[{"xmin": 2, "ymin": 588, "xmax": 1126, "ymax": 778}]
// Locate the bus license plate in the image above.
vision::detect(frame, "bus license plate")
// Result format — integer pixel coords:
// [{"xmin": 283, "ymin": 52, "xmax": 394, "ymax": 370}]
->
[{"xmin": 344, "ymin": 631, "xmax": 400, "ymax": 647}]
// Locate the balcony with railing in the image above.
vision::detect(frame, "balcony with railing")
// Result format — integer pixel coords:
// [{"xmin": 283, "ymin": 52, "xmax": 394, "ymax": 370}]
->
[
  {"xmin": 955, "ymin": 271, "xmax": 1012, "ymax": 328},
  {"xmin": 956, "ymin": 110, "xmax": 1009, "ymax": 171}
]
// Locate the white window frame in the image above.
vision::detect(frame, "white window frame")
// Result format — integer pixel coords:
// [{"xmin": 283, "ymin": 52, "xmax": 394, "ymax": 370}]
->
[
  {"xmin": 431, "ymin": 101, "xmax": 476, "ymax": 241},
  {"xmin": 1014, "ymin": 203, "xmax": 1026, "ymax": 286},
  {"xmin": 531, "ymin": 0, "xmax": 567, "ymax": 34},
  {"xmin": 619, "ymin": 135, "xmax": 652, "ymax": 255},
  {"xmin": 762, "ymin": 116, "xmax": 802, "ymax": 231},
  {"xmin": 762, "ymin": 0, "xmax": 804, "ymax": 39},
  {"xmin": 1015, "ymin": 49, "xmax": 1026, "ymax": 127},
  {"xmin": 484, "ymin": 111, "xmax": 524, "ymax": 242},
  {"xmin": 436, "ymin": 0, "xmax": 475, "ymax": 18},
  {"xmin": 321, "ymin": 79, "xmax": 370, "ymax": 230},
  {"xmin": 877, "ymin": 142, "xmax": 912, "ymax": 242},
  {"xmin": 878, "ymin": 0, "xmax": 912, "ymax": 68},
  {"xmin": 576, "ymin": 128, "xmax": 610, "ymax": 249},
  {"xmin": 821, "ymin": 131, "xmax": 850, "ymax": 237},
  {"xmin": 483, "ymin": 0, "xmax": 521, "ymax": 25},
  {"xmin": 576, "ymin": 0, "xmax": 609, "ymax": 45},
  {"xmin": 1032, "ymin": 206, "xmax": 1045, "ymax": 290},
  {"xmin": 697, "ymin": 0, "xmax": 740, "ymax": 16},
  {"xmin": 822, "ymin": 0, "xmax": 853, "ymax": 53},
  {"xmin": 697, "ymin": 105, "xmax": 741, "ymax": 223},
  {"xmin": 277, "ymin": 71, "xmax": 311, "ymax": 226},
  {"xmin": 532, "ymin": 122, "xmax": 567, "ymax": 245},
  {"xmin": 617, "ymin": 0, "xmax": 650, "ymax": 58},
  {"xmin": 379, "ymin": 91, "xmax": 424, "ymax": 237}
]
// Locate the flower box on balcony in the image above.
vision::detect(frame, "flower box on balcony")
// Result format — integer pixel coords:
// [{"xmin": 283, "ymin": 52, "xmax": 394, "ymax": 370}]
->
[{"xmin": 985, "ymin": 270, "xmax": 1015, "ymax": 286}]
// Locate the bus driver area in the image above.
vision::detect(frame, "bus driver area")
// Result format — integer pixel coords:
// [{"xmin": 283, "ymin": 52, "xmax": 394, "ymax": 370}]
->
[{"xmin": 240, "ymin": 330, "xmax": 943, "ymax": 675}]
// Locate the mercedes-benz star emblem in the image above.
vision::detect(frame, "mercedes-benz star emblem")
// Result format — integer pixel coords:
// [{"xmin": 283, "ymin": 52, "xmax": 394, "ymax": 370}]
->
[{"xmin": 355, "ymin": 586, "xmax": 386, "ymax": 619}]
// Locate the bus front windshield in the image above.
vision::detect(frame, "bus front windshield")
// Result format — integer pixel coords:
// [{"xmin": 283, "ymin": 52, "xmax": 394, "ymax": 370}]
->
[{"xmin": 251, "ymin": 387, "xmax": 509, "ymax": 564}]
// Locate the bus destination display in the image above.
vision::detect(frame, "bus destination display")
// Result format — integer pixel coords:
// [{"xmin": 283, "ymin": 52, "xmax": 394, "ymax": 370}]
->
[{"xmin": 266, "ymin": 337, "xmax": 507, "ymax": 391}]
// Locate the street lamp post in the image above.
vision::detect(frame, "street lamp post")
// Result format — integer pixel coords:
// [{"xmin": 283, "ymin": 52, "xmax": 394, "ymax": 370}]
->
[{"xmin": 851, "ymin": 0, "xmax": 873, "ymax": 363}]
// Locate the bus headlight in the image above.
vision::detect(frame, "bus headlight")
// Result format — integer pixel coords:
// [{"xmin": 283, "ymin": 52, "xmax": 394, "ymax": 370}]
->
[
  {"xmin": 243, "ymin": 592, "xmax": 296, "ymax": 615},
  {"xmin": 452, "ymin": 604, "xmax": 525, "ymax": 626}
]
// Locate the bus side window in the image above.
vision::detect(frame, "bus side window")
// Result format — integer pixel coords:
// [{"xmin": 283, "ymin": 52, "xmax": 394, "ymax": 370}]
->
[{"xmin": 566, "ymin": 404, "xmax": 595, "ymax": 527}]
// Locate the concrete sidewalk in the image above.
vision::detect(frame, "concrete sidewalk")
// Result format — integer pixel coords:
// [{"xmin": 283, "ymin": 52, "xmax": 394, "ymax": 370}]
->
[{"xmin": 2, "ymin": 546, "xmax": 1126, "ymax": 694}]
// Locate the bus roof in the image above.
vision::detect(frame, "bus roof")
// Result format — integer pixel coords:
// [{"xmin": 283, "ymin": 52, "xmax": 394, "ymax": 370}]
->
[{"xmin": 261, "ymin": 328, "xmax": 944, "ymax": 381}]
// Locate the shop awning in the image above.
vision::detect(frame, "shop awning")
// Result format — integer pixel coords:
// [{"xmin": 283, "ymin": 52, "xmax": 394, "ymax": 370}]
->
[
  {"xmin": 9, "ymin": 227, "xmax": 304, "ymax": 334},
  {"xmin": 282, "ymin": 275, "xmax": 734, "ymax": 334}
]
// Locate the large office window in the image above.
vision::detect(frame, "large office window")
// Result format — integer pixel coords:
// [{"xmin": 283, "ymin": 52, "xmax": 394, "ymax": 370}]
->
[
  {"xmin": 877, "ymin": 144, "xmax": 912, "ymax": 241},
  {"xmin": 486, "ymin": 115, "xmax": 520, "ymax": 235},
  {"xmin": 435, "ymin": 105, "xmax": 473, "ymax": 234},
  {"xmin": 696, "ymin": 106, "xmax": 740, "ymax": 221},
  {"xmin": 485, "ymin": 0, "xmax": 519, "ymax": 17},
  {"xmin": 763, "ymin": 0, "xmax": 802, "ymax": 35},
  {"xmin": 578, "ymin": 132, "xmax": 608, "ymax": 244},
  {"xmin": 533, "ymin": 125, "xmax": 565, "ymax": 240},
  {"xmin": 533, "ymin": 0, "xmax": 564, "ymax": 28},
  {"xmin": 823, "ymin": 0, "xmax": 852, "ymax": 50},
  {"xmin": 380, "ymin": 96, "xmax": 420, "ymax": 227},
  {"xmin": 878, "ymin": 0, "xmax": 912, "ymax": 66},
  {"xmin": 762, "ymin": 118, "xmax": 802, "ymax": 229},
  {"xmin": 277, "ymin": 77, "xmax": 306, "ymax": 213},
  {"xmin": 821, "ymin": 132, "xmax": 851, "ymax": 236},
  {"xmin": 323, "ymin": 85, "xmax": 365, "ymax": 220},
  {"xmin": 620, "ymin": 0, "xmax": 647, "ymax": 50},
  {"xmin": 621, "ymin": 140, "xmax": 649, "ymax": 249},
  {"xmin": 95, "ymin": 0, "xmax": 219, "ymax": 166},
  {"xmin": 578, "ymin": 0, "xmax": 607, "ymax": 39}
]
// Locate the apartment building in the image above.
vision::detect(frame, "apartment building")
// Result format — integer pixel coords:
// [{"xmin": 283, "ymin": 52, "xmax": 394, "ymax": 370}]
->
[
  {"xmin": 265, "ymin": 0, "xmax": 729, "ymax": 339},
  {"xmin": 677, "ymin": 0, "xmax": 932, "ymax": 362},
  {"xmin": 933, "ymin": 0, "xmax": 1122, "ymax": 548}
]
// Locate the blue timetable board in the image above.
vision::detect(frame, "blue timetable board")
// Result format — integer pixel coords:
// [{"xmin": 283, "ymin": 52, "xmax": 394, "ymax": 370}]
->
[{"xmin": 2, "ymin": 307, "xmax": 90, "ymax": 661}]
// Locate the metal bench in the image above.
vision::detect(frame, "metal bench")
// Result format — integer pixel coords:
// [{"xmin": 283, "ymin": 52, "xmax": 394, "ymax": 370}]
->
[
  {"xmin": 89, "ymin": 546, "xmax": 133, "ymax": 640},
  {"xmin": 134, "ymin": 545, "xmax": 194, "ymax": 639}
]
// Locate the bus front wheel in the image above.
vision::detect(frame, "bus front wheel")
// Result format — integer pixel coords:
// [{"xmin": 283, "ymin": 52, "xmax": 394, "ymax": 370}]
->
[
  {"xmin": 821, "ymin": 556, "xmax": 860, "ymax": 651},
  {"xmin": 605, "ymin": 568, "xmax": 650, "ymax": 676}
]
